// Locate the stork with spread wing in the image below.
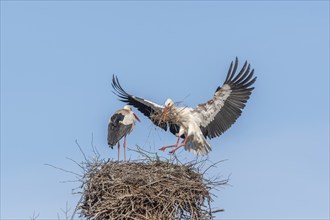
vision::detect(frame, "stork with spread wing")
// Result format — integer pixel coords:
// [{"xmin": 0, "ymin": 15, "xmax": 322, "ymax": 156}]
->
[{"xmin": 111, "ymin": 57, "xmax": 257, "ymax": 155}]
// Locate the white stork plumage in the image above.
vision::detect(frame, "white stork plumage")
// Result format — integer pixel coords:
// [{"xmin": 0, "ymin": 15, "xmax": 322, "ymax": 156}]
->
[
  {"xmin": 108, "ymin": 105, "xmax": 140, "ymax": 161},
  {"xmin": 111, "ymin": 57, "xmax": 256, "ymax": 155}
]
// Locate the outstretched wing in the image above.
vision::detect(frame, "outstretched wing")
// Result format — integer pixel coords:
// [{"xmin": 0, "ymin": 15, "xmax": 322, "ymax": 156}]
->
[
  {"xmin": 193, "ymin": 57, "xmax": 257, "ymax": 139},
  {"xmin": 111, "ymin": 75, "xmax": 168, "ymax": 131}
]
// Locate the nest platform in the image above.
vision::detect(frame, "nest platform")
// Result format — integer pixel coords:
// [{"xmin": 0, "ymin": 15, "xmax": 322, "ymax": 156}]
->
[{"xmin": 78, "ymin": 158, "xmax": 226, "ymax": 220}]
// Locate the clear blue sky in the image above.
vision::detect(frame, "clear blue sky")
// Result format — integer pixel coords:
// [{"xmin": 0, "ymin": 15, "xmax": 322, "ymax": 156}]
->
[{"xmin": 1, "ymin": 1, "xmax": 329, "ymax": 219}]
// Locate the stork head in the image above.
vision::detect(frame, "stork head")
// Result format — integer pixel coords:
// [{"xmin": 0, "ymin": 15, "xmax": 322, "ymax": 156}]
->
[
  {"xmin": 163, "ymin": 98, "xmax": 175, "ymax": 121},
  {"xmin": 165, "ymin": 98, "xmax": 174, "ymax": 107},
  {"xmin": 123, "ymin": 105, "xmax": 140, "ymax": 122},
  {"xmin": 123, "ymin": 105, "xmax": 132, "ymax": 111}
]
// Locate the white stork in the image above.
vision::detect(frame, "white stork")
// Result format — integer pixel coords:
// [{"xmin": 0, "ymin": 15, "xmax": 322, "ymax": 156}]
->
[
  {"xmin": 111, "ymin": 58, "xmax": 256, "ymax": 155},
  {"xmin": 108, "ymin": 105, "xmax": 140, "ymax": 161}
]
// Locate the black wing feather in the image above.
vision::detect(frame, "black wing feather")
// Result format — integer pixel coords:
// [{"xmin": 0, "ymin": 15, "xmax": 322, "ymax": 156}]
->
[{"xmin": 111, "ymin": 75, "xmax": 167, "ymax": 131}]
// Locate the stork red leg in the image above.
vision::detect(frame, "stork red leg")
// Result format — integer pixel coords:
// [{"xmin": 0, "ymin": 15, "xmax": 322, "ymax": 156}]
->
[
  {"xmin": 159, "ymin": 136, "xmax": 181, "ymax": 151},
  {"xmin": 117, "ymin": 142, "xmax": 120, "ymax": 161},
  {"xmin": 169, "ymin": 137, "xmax": 188, "ymax": 154},
  {"xmin": 123, "ymin": 135, "xmax": 127, "ymax": 161}
]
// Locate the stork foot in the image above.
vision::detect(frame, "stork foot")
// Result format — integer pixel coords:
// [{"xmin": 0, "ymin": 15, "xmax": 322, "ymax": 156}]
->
[
  {"xmin": 159, "ymin": 145, "xmax": 176, "ymax": 151},
  {"xmin": 169, "ymin": 144, "xmax": 185, "ymax": 154}
]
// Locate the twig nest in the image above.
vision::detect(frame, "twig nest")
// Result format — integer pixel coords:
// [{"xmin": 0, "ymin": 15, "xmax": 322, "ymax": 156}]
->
[{"xmin": 78, "ymin": 159, "xmax": 225, "ymax": 220}]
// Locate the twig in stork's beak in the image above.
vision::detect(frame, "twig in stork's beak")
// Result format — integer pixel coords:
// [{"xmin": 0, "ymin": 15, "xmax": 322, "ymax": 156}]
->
[
  {"xmin": 163, "ymin": 107, "xmax": 169, "ymax": 121},
  {"xmin": 133, "ymin": 113, "xmax": 141, "ymax": 122}
]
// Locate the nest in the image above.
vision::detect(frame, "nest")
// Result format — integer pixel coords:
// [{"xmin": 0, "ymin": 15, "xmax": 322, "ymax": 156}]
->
[{"xmin": 77, "ymin": 156, "xmax": 227, "ymax": 220}]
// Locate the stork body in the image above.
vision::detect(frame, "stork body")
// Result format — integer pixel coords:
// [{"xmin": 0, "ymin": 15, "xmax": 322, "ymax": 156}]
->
[
  {"xmin": 108, "ymin": 105, "xmax": 140, "ymax": 161},
  {"xmin": 112, "ymin": 57, "xmax": 256, "ymax": 155},
  {"xmin": 159, "ymin": 104, "xmax": 211, "ymax": 154}
]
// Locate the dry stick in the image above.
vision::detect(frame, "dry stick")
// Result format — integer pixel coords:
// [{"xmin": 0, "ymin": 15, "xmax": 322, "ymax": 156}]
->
[
  {"xmin": 44, "ymin": 163, "xmax": 81, "ymax": 177},
  {"xmin": 29, "ymin": 211, "xmax": 40, "ymax": 220},
  {"xmin": 90, "ymin": 133, "xmax": 100, "ymax": 158},
  {"xmin": 65, "ymin": 157, "xmax": 85, "ymax": 171},
  {"xmin": 202, "ymin": 159, "xmax": 228, "ymax": 176},
  {"xmin": 75, "ymin": 139, "xmax": 88, "ymax": 162},
  {"xmin": 70, "ymin": 195, "xmax": 83, "ymax": 220}
]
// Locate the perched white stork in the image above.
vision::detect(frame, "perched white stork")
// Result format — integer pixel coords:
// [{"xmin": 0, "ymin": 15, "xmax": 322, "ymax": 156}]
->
[
  {"xmin": 108, "ymin": 105, "xmax": 140, "ymax": 161},
  {"xmin": 111, "ymin": 57, "xmax": 256, "ymax": 155}
]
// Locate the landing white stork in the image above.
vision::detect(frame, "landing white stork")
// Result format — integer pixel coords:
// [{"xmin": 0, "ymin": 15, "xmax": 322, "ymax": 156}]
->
[
  {"xmin": 108, "ymin": 105, "xmax": 140, "ymax": 161},
  {"xmin": 111, "ymin": 57, "xmax": 256, "ymax": 155}
]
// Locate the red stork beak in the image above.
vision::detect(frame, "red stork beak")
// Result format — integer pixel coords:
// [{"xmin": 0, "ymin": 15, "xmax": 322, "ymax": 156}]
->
[
  {"xmin": 163, "ymin": 106, "xmax": 169, "ymax": 121},
  {"xmin": 133, "ymin": 113, "xmax": 141, "ymax": 122}
]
